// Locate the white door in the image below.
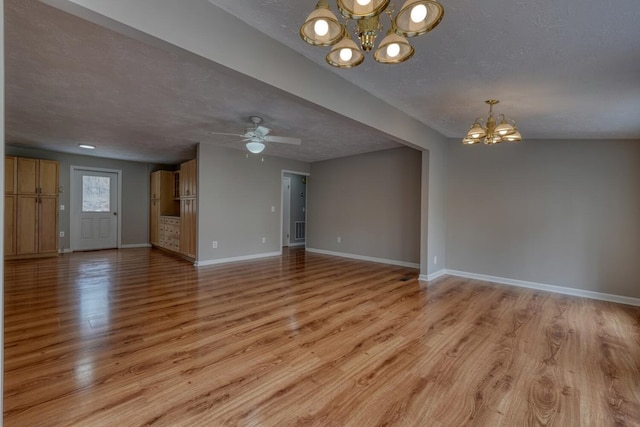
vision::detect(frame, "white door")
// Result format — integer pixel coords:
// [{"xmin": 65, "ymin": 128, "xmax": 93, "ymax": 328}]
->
[
  {"xmin": 72, "ymin": 169, "xmax": 119, "ymax": 251},
  {"xmin": 282, "ymin": 176, "xmax": 291, "ymax": 247}
]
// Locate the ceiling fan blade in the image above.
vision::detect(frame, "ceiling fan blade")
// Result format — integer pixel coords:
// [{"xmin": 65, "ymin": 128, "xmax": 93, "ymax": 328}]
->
[
  {"xmin": 264, "ymin": 135, "xmax": 301, "ymax": 145},
  {"xmin": 209, "ymin": 131, "xmax": 245, "ymax": 137},
  {"xmin": 254, "ymin": 125, "xmax": 270, "ymax": 137}
]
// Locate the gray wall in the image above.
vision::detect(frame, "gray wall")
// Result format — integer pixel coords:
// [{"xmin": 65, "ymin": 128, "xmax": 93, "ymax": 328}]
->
[
  {"xmin": 446, "ymin": 139, "xmax": 640, "ymax": 298},
  {"xmin": 5, "ymin": 145, "xmax": 153, "ymax": 248},
  {"xmin": 284, "ymin": 172, "xmax": 307, "ymax": 245},
  {"xmin": 307, "ymin": 147, "xmax": 422, "ymax": 265},
  {"xmin": 424, "ymin": 145, "xmax": 447, "ymax": 275},
  {"xmin": 197, "ymin": 144, "xmax": 310, "ymax": 262}
]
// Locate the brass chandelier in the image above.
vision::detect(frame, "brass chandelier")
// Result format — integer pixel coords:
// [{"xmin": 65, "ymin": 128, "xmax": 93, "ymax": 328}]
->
[
  {"xmin": 462, "ymin": 100, "xmax": 523, "ymax": 145},
  {"xmin": 300, "ymin": 0, "xmax": 444, "ymax": 68}
]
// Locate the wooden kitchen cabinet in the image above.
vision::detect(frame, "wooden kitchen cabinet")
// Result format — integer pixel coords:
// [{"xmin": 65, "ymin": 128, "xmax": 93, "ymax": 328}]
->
[
  {"xmin": 5, "ymin": 156, "xmax": 59, "ymax": 259},
  {"xmin": 179, "ymin": 159, "xmax": 196, "ymax": 198},
  {"xmin": 150, "ymin": 160, "xmax": 196, "ymax": 261},
  {"xmin": 180, "ymin": 198, "xmax": 196, "ymax": 258},
  {"xmin": 150, "ymin": 199, "xmax": 160, "ymax": 246},
  {"xmin": 149, "ymin": 170, "xmax": 179, "ymax": 250},
  {"xmin": 5, "ymin": 156, "xmax": 16, "ymax": 194},
  {"xmin": 4, "ymin": 195, "xmax": 16, "ymax": 255}
]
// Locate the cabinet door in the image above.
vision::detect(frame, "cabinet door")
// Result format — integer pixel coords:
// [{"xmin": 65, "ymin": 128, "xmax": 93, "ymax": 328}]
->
[
  {"xmin": 38, "ymin": 197, "xmax": 58, "ymax": 254},
  {"xmin": 187, "ymin": 198, "xmax": 197, "ymax": 257},
  {"xmin": 5, "ymin": 156, "xmax": 17, "ymax": 194},
  {"xmin": 179, "ymin": 163, "xmax": 188, "ymax": 197},
  {"xmin": 180, "ymin": 160, "xmax": 196, "ymax": 198},
  {"xmin": 17, "ymin": 158, "xmax": 39, "ymax": 195},
  {"xmin": 180, "ymin": 198, "xmax": 196, "ymax": 258},
  {"xmin": 16, "ymin": 195, "xmax": 38, "ymax": 255},
  {"xmin": 39, "ymin": 160, "xmax": 59, "ymax": 196},
  {"xmin": 4, "ymin": 195, "xmax": 16, "ymax": 255},
  {"xmin": 150, "ymin": 171, "xmax": 161, "ymax": 200},
  {"xmin": 150, "ymin": 199, "xmax": 159, "ymax": 245}
]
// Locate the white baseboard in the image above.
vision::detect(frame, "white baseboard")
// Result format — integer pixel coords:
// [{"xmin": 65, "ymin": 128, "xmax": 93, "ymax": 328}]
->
[
  {"xmin": 287, "ymin": 242, "xmax": 306, "ymax": 247},
  {"xmin": 428, "ymin": 269, "xmax": 640, "ymax": 307},
  {"xmin": 195, "ymin": 251, "xmax": 282, "ymax": 267},
  {"xmin": 419, "ymin": 269, "xmax": 446, "ymax": 282},
  {"xmin": 58, "ymin": 248, "xmax": 73, "ymax": 254},
  {"xmin": 120, "ymin": 243, "xmax": 152, "ymax": 249},
  {"xmin": 305, "ymin": 248, "xmax": 419, "ymax": 269}
]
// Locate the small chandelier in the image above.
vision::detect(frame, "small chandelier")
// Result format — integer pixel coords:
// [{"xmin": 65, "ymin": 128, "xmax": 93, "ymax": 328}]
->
[
  {"xmin": 463, "ymin": 100, "xmax": 523, "ymax": 145},
  {"xmin": 300, "ymin": 0, "xmax": 444, "ymax": 68}
]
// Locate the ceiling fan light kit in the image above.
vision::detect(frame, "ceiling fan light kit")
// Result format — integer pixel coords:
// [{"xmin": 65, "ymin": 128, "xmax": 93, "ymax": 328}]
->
[
  {"xmin": 463, "ymin": 100, "xmax": 523, "ymax": 145},
  {"xmin": 245, "ymin": 141, "xmax": 266, "ymax": 154},
  {"xmin": 300, "ymin": 0, "xmax": 444, "ymax": 68}
]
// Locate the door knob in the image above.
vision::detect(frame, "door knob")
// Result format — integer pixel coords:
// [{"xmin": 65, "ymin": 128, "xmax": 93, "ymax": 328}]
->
[{"xmin": 113, "ymin": 212, "xmax": 117, "ymax": 216}]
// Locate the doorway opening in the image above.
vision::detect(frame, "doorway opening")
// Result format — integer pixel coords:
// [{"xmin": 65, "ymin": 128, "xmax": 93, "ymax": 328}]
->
[{"xmin": 281, "ymin": 171, "xmax": 308, "ymax": 249}]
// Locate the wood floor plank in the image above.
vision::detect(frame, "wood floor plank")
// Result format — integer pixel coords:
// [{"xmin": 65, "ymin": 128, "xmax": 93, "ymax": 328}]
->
[{"xmin": 4, "ymin": 248, "xmax": 640, "ymax": 426}]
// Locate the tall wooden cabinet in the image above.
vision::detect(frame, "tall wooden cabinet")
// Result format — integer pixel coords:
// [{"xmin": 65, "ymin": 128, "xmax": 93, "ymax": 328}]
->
[
  {"xmin": 179, "ymin": 159, "xmax": 197, "ymax": 259},
  {"xmin": 5, "ymin": 156, "xmax": 59, "ymax": 259},
  {"xmin": 149, "ymin": 159, "xmax": 197, "ymax": 261}
]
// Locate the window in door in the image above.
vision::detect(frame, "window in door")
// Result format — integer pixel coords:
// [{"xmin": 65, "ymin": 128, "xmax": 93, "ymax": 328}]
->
[{"xmin": 82, "ymin": 175, "xmax": 111, "ymax": 212}]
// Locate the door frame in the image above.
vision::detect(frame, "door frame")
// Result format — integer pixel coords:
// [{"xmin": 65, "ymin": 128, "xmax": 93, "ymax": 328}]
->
[
  {"xmin": 280, "ymin": 170, "xmax": 309, "ymax": 252},
  {"xmin": 70, "ymin": 165, "xmax": 123, "ymax": 251},
  {"xmin": 282, "ymin": 176, "xmax": 291, "ymax": 248}
]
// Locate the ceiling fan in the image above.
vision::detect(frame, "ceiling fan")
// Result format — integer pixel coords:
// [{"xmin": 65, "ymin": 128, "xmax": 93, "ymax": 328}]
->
[{"xmin": 210, "ymin": 116, "xmax": 302, "ymax": 154}]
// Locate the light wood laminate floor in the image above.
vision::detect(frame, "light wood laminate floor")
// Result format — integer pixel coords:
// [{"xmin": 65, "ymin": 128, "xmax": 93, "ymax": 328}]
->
[{"xmin": 4, "ymin": 248, "xmax": 640, "ymax": 426}]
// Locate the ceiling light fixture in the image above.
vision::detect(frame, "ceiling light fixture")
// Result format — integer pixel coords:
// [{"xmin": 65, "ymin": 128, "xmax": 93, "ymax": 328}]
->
[
  {"xmin": 300, "ymin": 0, "xmax": 444, "ymax": 68},
  {"xmin": 245, "ymin": 141, "xmax": 266, "ymax": 154},
  {"xmin": 78, "ymin": 143, "xmax": 96, "ymax": 149},
  {"xmin": 462, "ymin": 100, "xmax": 523, "ymax": 145}
]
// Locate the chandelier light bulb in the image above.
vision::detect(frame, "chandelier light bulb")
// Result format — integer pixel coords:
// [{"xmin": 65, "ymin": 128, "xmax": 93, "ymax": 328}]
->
[
  {"xmin": 356, "ymin": 0, "xmax": 372, "ymax": 5},
  {"xmin": 410, "ymin": 4, "xmax": 428, "ymax": 23},
  {"xmin": 339, "ymin": 47, "xmax": 353, "ymax": 61},
  {"xmin": 313, "ymin": 19, "xmax": 329, "ymax": 36},
  {"xmin": 386, "ymin": 43, "xmax": 400, "ymax": 58}
]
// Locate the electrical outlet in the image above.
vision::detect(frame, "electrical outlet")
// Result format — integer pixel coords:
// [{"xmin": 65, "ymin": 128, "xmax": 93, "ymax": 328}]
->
[
  {"xmin": 434, "ymin": 256, "xmax": 437, "ymax": 264},
  {"xmin": 271, "ymin": 206, "xmax": 275, "ymax": 213},
  {"xmin": 337, "ymin": 236, "xmax": 341, "ymax": 244},
  {"xmin": 262, "ymin": 237, "xmax": 266, "ymax": 244},
  {"xmin": 59, "ymin": 231, "xmax": 65, "ymax": 238},
  {"xmin": 212, "ymin": 241, "xmax": 218, "ymax": 248},
  {"xmin": 60, "ymin": 204, "xmax": 65, "ymax": 211}
]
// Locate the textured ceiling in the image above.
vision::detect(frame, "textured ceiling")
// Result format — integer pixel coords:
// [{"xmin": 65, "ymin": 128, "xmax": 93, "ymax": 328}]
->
[
  {"xmin": 5, "ymin": 0, "xmax": 640, "ymax": 165},
  {"xmin": 210, "ymin": 0, "xmax": 640, "ymax": 140},
  {"xmin": 5, "ymin": 0, "xmax": 401, "ymax": 163}
]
